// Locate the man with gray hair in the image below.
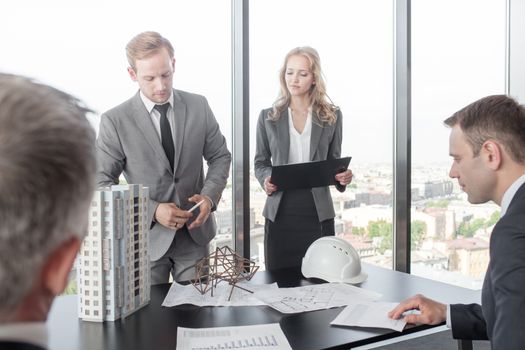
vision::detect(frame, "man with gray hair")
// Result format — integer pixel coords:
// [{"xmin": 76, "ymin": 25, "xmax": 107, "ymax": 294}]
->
[{"xmin": 0, "ymin": 73, "xmax": 96, "ymax": 350}]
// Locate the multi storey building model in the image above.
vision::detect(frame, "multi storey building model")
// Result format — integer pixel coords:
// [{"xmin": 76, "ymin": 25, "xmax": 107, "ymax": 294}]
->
[{"xmin": 78, "ymin": 184, "xmax": 151, "ymax": 322}]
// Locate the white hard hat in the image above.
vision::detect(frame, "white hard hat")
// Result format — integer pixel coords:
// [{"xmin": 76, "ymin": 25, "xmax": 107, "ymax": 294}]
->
[{"xmin": 301, "ymin": 236, "xmax": 367, "ymax": 284}]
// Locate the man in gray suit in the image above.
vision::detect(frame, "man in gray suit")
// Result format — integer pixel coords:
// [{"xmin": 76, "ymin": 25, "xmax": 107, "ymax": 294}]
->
[
  {"xmin": 97, "ymin": 31, "xmax": 231, "ymax": 284},
  {"xmin": 0, "ymin": 73, "xmax": 96, "ymax": 350},
  {"xmin": 389, "ymin": 95, "xmax": 525, "ymax": 349}
]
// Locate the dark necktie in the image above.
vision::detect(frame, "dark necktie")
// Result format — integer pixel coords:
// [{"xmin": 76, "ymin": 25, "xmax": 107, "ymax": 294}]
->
[{"xmin": 154, "ymin": 103, "xmax": 175, "ymax": 171}]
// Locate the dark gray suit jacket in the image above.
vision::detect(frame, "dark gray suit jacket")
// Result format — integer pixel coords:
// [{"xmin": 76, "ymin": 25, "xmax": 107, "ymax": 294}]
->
[
  {"xmin": 0, "ymin": 341, "xmax": 45, "ymax": 350},
  {"xmin": 450, "ymin": 182, "xmax": 525, "ymax": 349},
  {"xmin": 96, "ymin": 89, "xmax": 231, "ymax": 261},
  {"xmin": 254, "ymin": 107, "xmax": 345, "ymax": 222}
]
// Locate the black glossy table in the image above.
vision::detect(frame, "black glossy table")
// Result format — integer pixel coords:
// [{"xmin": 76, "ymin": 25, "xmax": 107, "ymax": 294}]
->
[{"xmin": 48, "ymin": 264, "xmax": 480, "ymax": 350}]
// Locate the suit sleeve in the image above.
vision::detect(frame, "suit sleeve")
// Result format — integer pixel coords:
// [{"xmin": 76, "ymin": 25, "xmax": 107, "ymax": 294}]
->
[
  {"xmin": 486, "ymin": 217, "xmax": 525, "ymax": 348},
  {"xmin": 200, "ymin": 97, "xmax": 231, "ymax": 210},
  {"xmin": 96, "ymin": 113, "xmax": 124, "ymax": 188},
  {"xmin": 450, "ymin": 303, "xmax": 488, "ymax": 340},
  {"xmin": 254, "ymin": 109, "xmax": 273, "ymax": 189},
  {"xmin": 328, "ymin": 109, "xmax": 346, "ymax": 193},
  {"xmin": 96, "ymin": 112, "xmax": 159, "ymax": 226}
]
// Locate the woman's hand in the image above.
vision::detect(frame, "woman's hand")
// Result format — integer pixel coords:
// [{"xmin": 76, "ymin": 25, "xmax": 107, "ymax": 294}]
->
[
  {"xmin": 335, "ymin": 169, "xmax": 353, "ymax": 186},
  {"xmin": 264, "ymin": 176, "xmax": 278, "ymax": 196}
]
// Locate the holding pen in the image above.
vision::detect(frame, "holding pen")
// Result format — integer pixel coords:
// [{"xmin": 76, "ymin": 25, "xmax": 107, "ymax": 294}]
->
[
  {"xmin": 188, "ymin": 199, "xmax": 205, "ymax": 213},
  {"xmin": 185, "ymin": 195, "xmax": 213, "ymax": 231}
]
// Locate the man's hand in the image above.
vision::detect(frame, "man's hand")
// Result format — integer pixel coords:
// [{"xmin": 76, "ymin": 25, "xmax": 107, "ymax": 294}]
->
[
  {"xmin": 264, "ymin": 176, "xmax": 277, "ymax": 196},
  {"xmin": 335, "ymin": 169, "xmax": 353, "ymax": 186},
  {"xmin": 187, "ymin": 194, "xmax": 212, "ymax": 230},
  {"xmin": 388, "ymin": 294, "xmax": 447, "ymax": 325},
  {"xmin": 154, "ymin": 203, "xmax": 192, "ymax": 230}
]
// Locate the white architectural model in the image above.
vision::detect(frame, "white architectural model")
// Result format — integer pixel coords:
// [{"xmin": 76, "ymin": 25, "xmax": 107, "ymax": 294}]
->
[{"xmin": 78, "ymin": 184, "xmax": 150, "ymax": 322}]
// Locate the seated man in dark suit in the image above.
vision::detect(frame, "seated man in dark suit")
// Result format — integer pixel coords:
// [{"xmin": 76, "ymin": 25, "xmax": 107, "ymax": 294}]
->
[
  {"xmin": 389, "ymin": 95, "xmax": 525, "ymax": 349},
  {"xmin": 0, "ymin": 74, "xmax": 96, "ymax": 350}
]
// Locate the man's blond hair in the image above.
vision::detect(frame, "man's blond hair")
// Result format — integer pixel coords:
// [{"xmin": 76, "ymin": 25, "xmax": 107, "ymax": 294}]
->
[{"xmin": 126, "ymin": 31, "xmax": 174, "ymax": 70}]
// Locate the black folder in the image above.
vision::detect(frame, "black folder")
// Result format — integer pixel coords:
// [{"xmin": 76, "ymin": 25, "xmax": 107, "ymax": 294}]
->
[{"xmin": 270, "ymin": 157, "xmax": 352, "ymax": 190}]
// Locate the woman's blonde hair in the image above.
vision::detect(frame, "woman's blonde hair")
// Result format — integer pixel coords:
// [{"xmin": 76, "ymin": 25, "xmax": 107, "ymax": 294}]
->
[{"xmin": 268, "ymin": 46, "xmax": 338, "ymax": 125}]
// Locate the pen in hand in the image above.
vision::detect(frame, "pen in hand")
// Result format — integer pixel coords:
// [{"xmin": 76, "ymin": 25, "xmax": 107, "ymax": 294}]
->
[{"xmin": 188, "ymin": 199, "xmax": 205, "ymax": 213}]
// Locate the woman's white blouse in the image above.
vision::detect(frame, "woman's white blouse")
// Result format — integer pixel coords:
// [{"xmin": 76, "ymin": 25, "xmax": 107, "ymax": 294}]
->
[{"xmin": 287, "ymin": 107, "xmax": 312, "ymax": 164}]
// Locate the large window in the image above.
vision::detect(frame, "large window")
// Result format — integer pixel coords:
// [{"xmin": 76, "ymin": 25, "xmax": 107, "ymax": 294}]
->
[
  {"xmin": 410, "ymin": 0, "xmax": 506, "ymax": 289},
  {"xmin": 249, "ymin": 0, "xmax": 394, "ymax": 269},
  {"xmin": 0, "ymin": 0, "xmax": 233, "ymax": 291},
  {"xmin": 1, "ymin": 0, "xmax": 515, "ymax": 290}
]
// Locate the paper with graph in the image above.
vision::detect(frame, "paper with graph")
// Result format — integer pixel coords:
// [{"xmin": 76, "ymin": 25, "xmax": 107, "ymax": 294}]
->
[{"xmin": 176, "ymin": 323, "xmax": 292, "ymax": 350}]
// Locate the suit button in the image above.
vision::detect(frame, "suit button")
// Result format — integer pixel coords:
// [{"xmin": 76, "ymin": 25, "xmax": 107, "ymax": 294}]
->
[{"xmin": 174, "ymin": 178, "xmax": 179, "ymax": 183}]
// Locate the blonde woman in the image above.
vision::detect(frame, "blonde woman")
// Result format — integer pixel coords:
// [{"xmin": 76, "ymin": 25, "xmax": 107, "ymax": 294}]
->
[{"xmin": 254, "ymin": 46, "xmax": 353, "ymax": 270}]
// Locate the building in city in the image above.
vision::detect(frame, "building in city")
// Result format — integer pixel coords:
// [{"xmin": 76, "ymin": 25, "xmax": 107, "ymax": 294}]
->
[
  {"xmin": 355, "ymin": 191, "xmax": 391, "ymax": 206},
  {"xmin": 423, "ymin": 180, "xmax": 454, "ymax": 199},
  {"xmin": 447, "ymin": 237, "xmax": 490, "ymax": 279}
]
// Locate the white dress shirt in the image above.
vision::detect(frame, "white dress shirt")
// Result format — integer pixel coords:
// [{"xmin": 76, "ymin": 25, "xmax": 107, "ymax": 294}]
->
[
  {"xmin": 287, "ymin": 108, "xmax": 312, "ymax": 164},
  {"xmin": 0, "ymin": 322, "xmax": 47, "ymax": 348},
  {"xmin": 500, "ymin": 173, "xmax": 525, "ymax": 216}
]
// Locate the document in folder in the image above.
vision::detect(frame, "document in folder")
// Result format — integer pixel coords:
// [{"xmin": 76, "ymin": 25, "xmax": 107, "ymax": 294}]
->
[{"xmin": 270, "ymin": 157, "xmax": 351, "ymax": 190}]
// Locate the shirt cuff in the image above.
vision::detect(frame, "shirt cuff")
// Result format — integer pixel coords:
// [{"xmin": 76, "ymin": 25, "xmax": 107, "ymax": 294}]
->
[
  {"xmin": 203, "ymin": 195, "xmax": 214, "ymax": 209},
  {"xmin": 446, "ymin": 304, "xmax": 451, "ymax": 328}
]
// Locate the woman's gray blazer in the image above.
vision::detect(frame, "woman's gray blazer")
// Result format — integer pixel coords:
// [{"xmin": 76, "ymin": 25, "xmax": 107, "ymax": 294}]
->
[{"xmin": 254, "ymin": 107, "xmax": 346, "ymax": 222}]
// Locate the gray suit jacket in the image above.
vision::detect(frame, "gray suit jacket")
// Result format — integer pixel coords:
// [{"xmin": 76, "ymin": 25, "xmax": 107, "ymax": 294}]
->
[
  {"xmin": 96, "ymin": 89, "xmax": 231, "ymax": 261},
  {"xmin": 254, "ymin": 107, "xmax": 345, "ymax": 222},
  {"xmin": 450, "ymin": 182, "xmax": 525, "ymax": 349}
]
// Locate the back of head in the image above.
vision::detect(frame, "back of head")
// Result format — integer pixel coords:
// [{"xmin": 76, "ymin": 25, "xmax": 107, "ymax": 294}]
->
[
  {"xmin": 0, "ymin": 73, "xmax": 96, "ymax": 315},
  {"xmin": 126, "ymin": 31, "xmax": 174, "ymax": 70},
  {"xmin": 444, "ymin": 94, "xmax": 525, "ymax": 164}
]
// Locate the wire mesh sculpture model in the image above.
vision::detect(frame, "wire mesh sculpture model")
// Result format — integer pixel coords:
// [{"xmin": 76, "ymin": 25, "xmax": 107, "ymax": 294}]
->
[{"xmin": 191, "ymin": 246, "xmax": 259, "ymax": 301}]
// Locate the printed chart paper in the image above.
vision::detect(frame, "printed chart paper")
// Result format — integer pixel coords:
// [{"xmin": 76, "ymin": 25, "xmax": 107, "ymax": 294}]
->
[{"xmin": 176, "ymin": 323, "xmax": 292, "ymax": 350}]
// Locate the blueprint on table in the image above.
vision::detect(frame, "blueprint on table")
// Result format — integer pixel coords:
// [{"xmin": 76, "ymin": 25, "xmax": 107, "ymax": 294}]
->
[
  {"xmin": 253, "ymin": 283, "xmax": 382, "ymax": 314},
  {"xmin": 162, "ymin": 281, "xmax": 278, "ymax": 307}
]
